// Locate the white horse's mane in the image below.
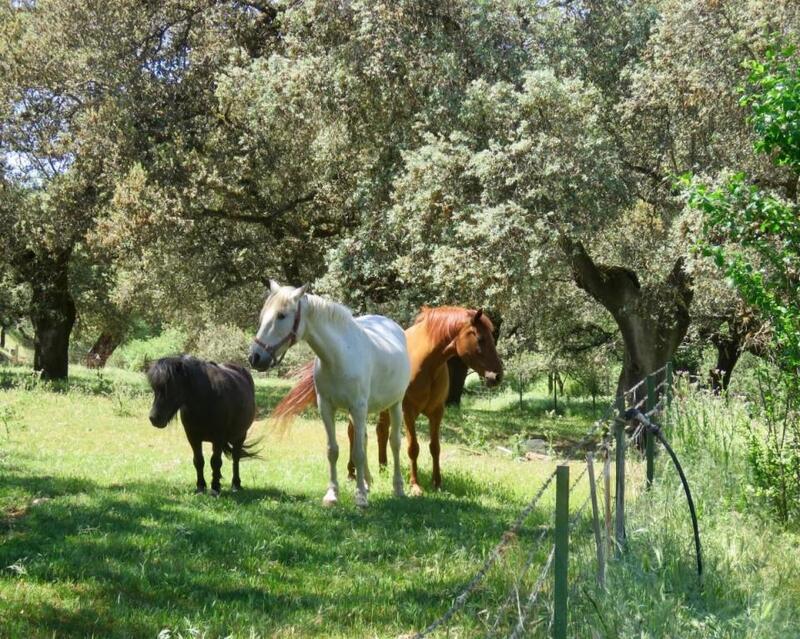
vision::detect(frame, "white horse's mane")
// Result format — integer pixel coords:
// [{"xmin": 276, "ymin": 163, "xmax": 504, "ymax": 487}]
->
[
  {"xmin": 305, "ymin": 293, "xmax": 355, "ymax": 327},
  {"xmin": 261, "ymin": 289, "xmax": 355, "ymax": 328}
]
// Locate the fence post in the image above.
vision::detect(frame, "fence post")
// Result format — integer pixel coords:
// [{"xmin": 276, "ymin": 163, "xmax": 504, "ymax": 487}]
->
[
  {"xmin": 665, "ymin": 361, "xmax": 674, "ymax": 427},
  {"xmin": 553, "ymin": 464, "xmax": 569, "ymax": 639},
  {"xmin": 587, "ymin": 455, "xmax": 604, "ymax": 588},
  {"xmin": 614, "ymin": 395, "xmax": 626, "ymax": 555},
  {"xmin": 645, "ymin": 374, "xmax": 656, "ymax": 488},
  {"xmin": 603, "ymin": 446, "xmax": 612, "ymax": 556}
]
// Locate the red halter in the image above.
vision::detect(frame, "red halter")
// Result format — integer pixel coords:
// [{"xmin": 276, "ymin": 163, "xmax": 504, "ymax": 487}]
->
[{"xmin": 253, "ymin": 302, "xmax": 302, "ymax": 366}]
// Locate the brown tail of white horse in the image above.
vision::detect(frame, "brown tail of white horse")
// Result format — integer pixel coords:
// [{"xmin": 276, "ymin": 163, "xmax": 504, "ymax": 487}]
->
[{"xmin": 270, "ymin": 360, "xmax": 317, "ymax": 431}]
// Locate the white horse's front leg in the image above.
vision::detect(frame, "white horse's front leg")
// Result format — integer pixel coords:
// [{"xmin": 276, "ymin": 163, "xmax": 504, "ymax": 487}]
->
[
  {"xmin": 350, "ymin": 403, "xmax": 369, "ymax": 508},
  {"xmin": 319, "ymin": 397, "xmax": 339, "ymax": 507},
  {"xmin": 388, "ymin": 402, "xmax": 405, "ymax": 497}
]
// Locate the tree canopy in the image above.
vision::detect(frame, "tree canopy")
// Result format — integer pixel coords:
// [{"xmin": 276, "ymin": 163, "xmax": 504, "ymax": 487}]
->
[{"xmin": 1, "ymin": 0, "xmax": 797, "ymax": 382}]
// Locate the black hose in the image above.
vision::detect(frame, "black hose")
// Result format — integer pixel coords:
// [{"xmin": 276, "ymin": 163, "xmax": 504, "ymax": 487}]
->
[{"xmin": 625, "ymin": 409, "xmax": 703, "ymax": 578}]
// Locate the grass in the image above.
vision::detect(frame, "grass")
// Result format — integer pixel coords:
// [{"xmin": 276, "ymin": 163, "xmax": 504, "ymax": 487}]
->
[
  {"xmin": 2, "ymin": 367, "xmax": 798, "ymax": 637},
  {"xmin": 567, "ymin": 382, "xmax": 800, "ymax": 638},
  {"xmin": 0, "ymin": 366, "xmax": 594, "ymax": 638}
]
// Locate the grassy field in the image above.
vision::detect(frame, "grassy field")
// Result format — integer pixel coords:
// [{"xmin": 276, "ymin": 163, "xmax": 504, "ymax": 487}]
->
[
  {"xmin": 0, "ymin": 365, "xmax": 598, "ymax": 638},
  {"xmin": 1, "ymin": 366, "xmax": 798, "ymax": 638}
]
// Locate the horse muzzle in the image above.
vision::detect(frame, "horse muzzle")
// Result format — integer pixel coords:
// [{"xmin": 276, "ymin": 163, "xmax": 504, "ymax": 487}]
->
[
  {"xmin": 248, "ymin": 349, "xmax": 275, "ymax": 372},
  {"xmin": 149, "ymin": 414, "xmax": 169, "ymax": 429},
  {"xmin": 484, "ymin": 371, "xmax": 503, "ymax": 388}
]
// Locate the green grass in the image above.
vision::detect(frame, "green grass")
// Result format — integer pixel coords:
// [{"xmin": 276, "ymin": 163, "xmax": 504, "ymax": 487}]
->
[
  {"xmin": 567, "ymin": 384, "xmax": 800, "ymax": 638},
  {"xmin": 0, "ymin": 328, "xmax": 34, "ymax": 366},
  {"xmin": 0, "ymin": 367, "xmax": 593, "ymax": 638},
  {"xmin": 2, "ymin": 368, "xmax": 798, "ymax": 638}
]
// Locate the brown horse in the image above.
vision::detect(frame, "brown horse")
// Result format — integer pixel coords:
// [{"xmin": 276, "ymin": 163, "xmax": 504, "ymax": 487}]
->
[{"xmin": 272, "ymin": 307, "xmax": 503, "ymax": 495}]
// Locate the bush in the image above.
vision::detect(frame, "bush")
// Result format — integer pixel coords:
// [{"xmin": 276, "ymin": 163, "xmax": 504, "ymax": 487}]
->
[
  {"xmin": 109, "ymin": 327, "xmax": 188, "ymax": 371},
  {"xmin": 188, "ymin": 323, "xmax": 251, "ymax": 367}
]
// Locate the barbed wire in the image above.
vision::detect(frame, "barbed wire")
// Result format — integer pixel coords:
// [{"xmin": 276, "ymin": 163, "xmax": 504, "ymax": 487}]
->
[
  {"xmin": 412, "ymin": 367, "xmax": 667, "ymax": 638},
  {"xmin": 411, "ymin": 469, "xmax": 557, "ymax": 639}
]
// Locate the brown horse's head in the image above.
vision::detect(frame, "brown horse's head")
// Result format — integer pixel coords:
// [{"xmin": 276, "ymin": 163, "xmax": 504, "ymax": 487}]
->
[{"xmin": 452, "ymin": 309, "xmax": 504, "ymax": 387}]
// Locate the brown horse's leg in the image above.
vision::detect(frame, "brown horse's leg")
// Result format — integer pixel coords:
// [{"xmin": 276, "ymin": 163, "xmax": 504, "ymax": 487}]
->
[
  {"xmin": 405, "ymin": 410, "xmax": 423, "ymax": 496},
  {"xmin": 376, "ymin": 411, "xmax": 390, "ymax": 470},
  {"xmin": 231, "ymin": 438, "xmax": 244, "ymax": 492},
  {"xmin": 210, "ymin": 442, "xmax": 223, "ymax": 496},
  {"xmin": 346, "ymin": 419, "xmax": 356, "ymax": 481},
  {"xmin": 428, "ymin": 405, "xmax": 445, "ymax": 490},
  {"xmin": 190, "ymin": 438, "xmax": 206, "ymax": 494}
]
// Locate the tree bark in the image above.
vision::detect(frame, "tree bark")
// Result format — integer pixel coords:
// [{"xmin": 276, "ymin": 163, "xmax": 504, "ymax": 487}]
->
[
  {"xmin": 445, "ymin": 357, "xmax": 469, "ymax": 406},
  {"xmin": 84, "ymin": 331, "xmax": 123, "ymax": 369},
  {"xmin": 29, "ymin": 257, "xmax": 76, "ymax": 381},
  {"xmin": 560, "ymin": 236, "xmax": 693, "ymax": 403},
  {"xmin": 710, "ymin": 335, "xmax": 740, "ymax": 392}
]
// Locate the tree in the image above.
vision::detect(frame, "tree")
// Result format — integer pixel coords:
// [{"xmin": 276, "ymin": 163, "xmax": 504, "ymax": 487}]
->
[
  {"xmin": 687, "ymin": 46, "xmax": 800, "ymax": 523},
  {"xmin": 0, "ymin": 1, "xmax": 295, "ymax": 377}
]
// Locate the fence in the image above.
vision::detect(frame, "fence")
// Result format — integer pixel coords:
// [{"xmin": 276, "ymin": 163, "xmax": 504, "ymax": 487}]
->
[{"xmin": 412, "ymin": 362, "xmax": 698, "ymax": 638}]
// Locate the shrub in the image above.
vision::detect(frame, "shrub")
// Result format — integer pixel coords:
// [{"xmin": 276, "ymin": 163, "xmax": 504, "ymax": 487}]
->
[
  {"xmin": 109, "ymin": 327, "xmax": 188, "ymax": 371},
  {"xmin": 188, "ymin": 323, "xmax": 251, "ymax": 367}
]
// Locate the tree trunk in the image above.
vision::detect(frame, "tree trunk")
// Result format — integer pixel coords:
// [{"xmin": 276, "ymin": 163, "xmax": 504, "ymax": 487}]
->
[
  {"xmin": 445, "ymin": 357, "xmax": 469, "ymax": 406},
  {"xmin": 710, "ymin": 336, "xmax": 740, "ymax": 393},
  {"xmin": 30, "ymin": 259, "xmax": 76, "ymax": 381},
  {"xmin": 560, "ymin": 237, "xmax": 693, "ymax": 404},
  {"xmin": 84, "ymin": 331, "xmax": 122, "ymax": 369}
]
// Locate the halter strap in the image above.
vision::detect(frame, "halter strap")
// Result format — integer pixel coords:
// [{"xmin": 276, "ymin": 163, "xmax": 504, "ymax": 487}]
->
[{"xmin": 252, "ymin": 302, "xmax": 302, "ymax": 366}]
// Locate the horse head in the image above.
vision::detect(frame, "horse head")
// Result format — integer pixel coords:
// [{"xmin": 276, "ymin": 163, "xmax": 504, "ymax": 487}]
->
[
  {"xmin": 146, "ymin": 357, "xmax": 189, "ymax": 428},
  {"xmin": 249, "ymin": 280, "xmax": 307, "ymax": 371},
  {"xmin": 452, "ymin": 309, "xmax": 504, "ymax": 387}
]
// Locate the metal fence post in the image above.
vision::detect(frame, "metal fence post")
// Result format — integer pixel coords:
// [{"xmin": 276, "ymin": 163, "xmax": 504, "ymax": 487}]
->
[
  {"xmin": 615, "ymin": 395, "xmax": 626, "ymax": 555},
  {"xmin": 645, "ymin": 374, "xmax": 656, "ymax": 487},
  {"xmin": 553, "ymin": 464, "xmax": 569, "ymax": 639}
]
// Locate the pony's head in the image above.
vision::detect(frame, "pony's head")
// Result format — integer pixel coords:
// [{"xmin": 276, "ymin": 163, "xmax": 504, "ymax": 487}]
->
[
  {"xmin": 249, "ymin": 280, "xmax": 307, "ymax": 371},
  {"xmin": 451, "ymin": 309, "xmax": 504, "ymax": 387},
  {"xmin": 146, "ymin": 356, "xmax": 189, "ymax": 428}
]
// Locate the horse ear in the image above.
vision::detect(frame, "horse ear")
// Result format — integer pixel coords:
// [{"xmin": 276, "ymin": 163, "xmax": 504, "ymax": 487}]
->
[
  {"xmin": 473, "ymin": 309, "xmax": 483, "ymax": 325},
  {"xmin": 292, "ymin": 284, "xmax": 308, "ymax": 301},
  {"xmin": 269, "ymin": 280, "xmax": 282, "ymax": 296}
]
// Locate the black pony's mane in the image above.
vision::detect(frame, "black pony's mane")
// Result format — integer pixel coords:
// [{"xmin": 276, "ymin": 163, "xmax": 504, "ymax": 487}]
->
[{"xmin": 146, "ymin": 355, "xmax": 209, "ymax": 389}]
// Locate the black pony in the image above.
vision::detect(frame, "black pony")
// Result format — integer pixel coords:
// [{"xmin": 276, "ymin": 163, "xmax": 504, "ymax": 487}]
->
[{"xmin": 146, "ymin": 355, "xmax": 258, "ymax": 495}]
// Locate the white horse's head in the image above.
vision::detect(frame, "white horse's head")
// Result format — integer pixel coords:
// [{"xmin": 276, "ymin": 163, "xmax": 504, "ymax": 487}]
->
[{"xmin": 248, "ymin": 280, "xmax": 307, "ymax": 371}]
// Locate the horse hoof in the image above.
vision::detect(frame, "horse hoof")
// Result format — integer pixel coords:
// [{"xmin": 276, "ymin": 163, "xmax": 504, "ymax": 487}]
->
[
  {"xmin": 346, "ymin": 474, "xmax": 356, "ymax": 482},
  {"xmin": 379, "ymin": 464, "xmax": 388, "ymax": 474},
  {"xmin": 209, "ymin": 488, "xmax": 220, "ymax": 498},
  {"xmin": 194, "ymin": 487, "xmax": 206, "ymax": 495},
  {"xmin": 322, "ymin": 488, "xmax": 338, "ymax": 507},
  {"xmin": 355, "ymin": 492, "xmax": 369, "ymax": 508},
  {"xmin": 231, "ymin": 485, "xmax": 241, "ymax": 493},
  {"xmin": 410, "ymin": 484, "xmax": 424, "ymax": 497},
  {"xmin": 394, "ymin": 484, "xmax": 405, "ymax": 498}
]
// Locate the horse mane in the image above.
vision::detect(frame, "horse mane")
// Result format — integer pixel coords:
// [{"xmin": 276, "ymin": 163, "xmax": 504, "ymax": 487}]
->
[
  {"xmin": 146, "ymin": 355, "xmax": 203, "ymax": 388},
  {"xmin": 415, "ymin": 306, "xmax": 494, "ymax": 343},
  {"xmin": 305, "ymin": 294, "xmax": 355, "ymax": 327}
]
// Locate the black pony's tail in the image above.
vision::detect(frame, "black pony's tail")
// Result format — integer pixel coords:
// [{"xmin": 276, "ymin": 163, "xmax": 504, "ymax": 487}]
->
[{"xmin": 222, "ymin": 436, "xmax": 262, "ymax": 460}]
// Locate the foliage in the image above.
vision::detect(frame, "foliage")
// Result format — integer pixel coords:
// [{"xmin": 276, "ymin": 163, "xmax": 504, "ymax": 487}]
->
[
  {"xmin": 187, "ymin": 323, "xmax": 251, "ymax": 368},
  {"xmin": 687, "ymin": 46, "xmax": 800, "ymax": 523},
  {"xmin": 108, "ymin": 327, "xmax": 188, "ymax": 372}
]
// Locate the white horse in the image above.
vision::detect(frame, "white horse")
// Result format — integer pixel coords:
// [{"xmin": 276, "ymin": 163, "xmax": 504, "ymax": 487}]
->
[{"xmin": 248, "ymin": 281, "xmax": 411, "ymax": 508}]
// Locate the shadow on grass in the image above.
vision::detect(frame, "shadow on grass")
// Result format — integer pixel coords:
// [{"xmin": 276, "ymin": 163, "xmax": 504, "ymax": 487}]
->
[{"xmin": 0, "ymin": 468, "xmax": 539, "ymax": 638}]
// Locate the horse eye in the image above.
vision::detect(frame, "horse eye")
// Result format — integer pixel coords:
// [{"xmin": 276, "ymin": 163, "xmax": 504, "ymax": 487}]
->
[{"xmin": 277, "ymin": 312, "xmax": 286, "ymax": 321}]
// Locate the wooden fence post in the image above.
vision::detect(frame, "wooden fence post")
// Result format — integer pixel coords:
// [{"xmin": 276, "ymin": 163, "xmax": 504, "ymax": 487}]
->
[
  {"xmin": 665, "ymin": 361, "xmax": 674, "ymax": 428},
  {"xmin": 645, "ymin": 374, "xmax": 656, "ymax": 488},
  {"xmin": 615, "ymin": 395, "xmax": 626, "ymax": 555},
  {"xmin": 553, "ymin": 464, "xmax": 570, "ymax": 639},
  {"xmin": 603, "ymin": 446, "xmax": 612, "ymax": 555},
  {"xmin": 587, "ymin": 455, "xmax": 604, "ymax": 588}
]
